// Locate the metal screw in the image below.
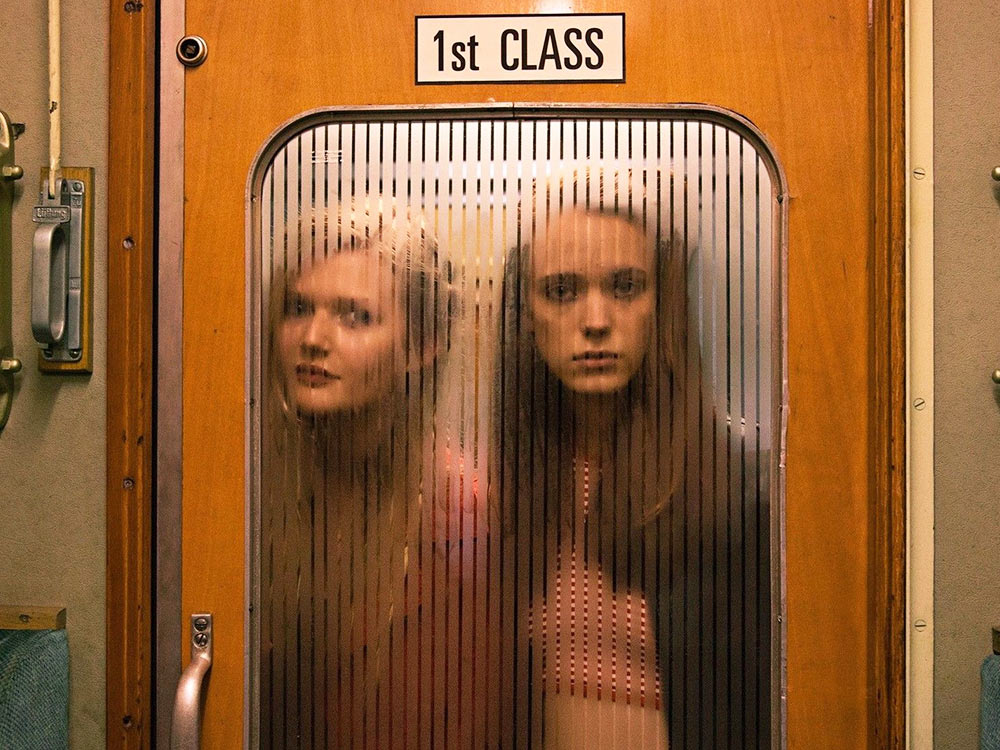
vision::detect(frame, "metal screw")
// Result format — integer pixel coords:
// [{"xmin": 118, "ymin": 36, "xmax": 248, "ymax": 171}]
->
[
  {"xmin": 122, "ymin": 236, "xmax": 134, "ymax": 250},
  {"xmin": 914, "ymin": 619, "xmax": 927, "ymax": 631},
  {"xmin": 122, "ymin": 715, "xmax": 133, "ymax": 728},
  {"xmin": 193, "ymin": 632, "xmax": 209, "ymax": 648},
  {"xmin": 992, "ymin": 167, "xmax": 1000, "ymax": 182},
  {"xmin": 193, "ymin": 617, "xmax": 209, "ymax": 632},
  {"xmin": 913, "ymin": 167, "xmax": 926, "ymax": 179},
  {"xmin": 992, "ymin": 370, "xmax": 1000, "ymax": 385},
  {"xmin": 122, "ymin": 477, "xmax": 135, "ymax": 490},
  {"xmin": 913, "ymin": 398, "xmax": 926, "ymax": 410},
  {"xmin": 69, "ymin": 349, "xmax": 81, "ymax": 359}
]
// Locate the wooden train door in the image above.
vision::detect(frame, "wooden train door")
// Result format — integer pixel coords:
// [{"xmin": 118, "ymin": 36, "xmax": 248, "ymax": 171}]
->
[{"xmin": 164, "ymin": 2, "xmax": 897, "ymax": 748}]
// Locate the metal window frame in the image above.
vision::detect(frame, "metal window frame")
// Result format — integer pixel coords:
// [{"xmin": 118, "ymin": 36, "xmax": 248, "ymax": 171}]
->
[{"xmin": 244, "ymin": 102, "xmax": 789, "ymax": 750}]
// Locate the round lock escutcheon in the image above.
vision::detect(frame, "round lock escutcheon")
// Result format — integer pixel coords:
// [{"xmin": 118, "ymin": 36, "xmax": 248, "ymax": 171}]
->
[{"xmin": 176, "ymin": 35, "xmax": 208, "ymax": 67}]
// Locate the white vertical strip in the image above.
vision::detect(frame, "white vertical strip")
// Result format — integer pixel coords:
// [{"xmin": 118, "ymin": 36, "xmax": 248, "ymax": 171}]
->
[
  {"xmin": 907, "ymin": 0, "xmax": 935, "ymax": 746},
  {"xmin": 47, "ymin": 0, "xmax": 61, "ymax": 193}
]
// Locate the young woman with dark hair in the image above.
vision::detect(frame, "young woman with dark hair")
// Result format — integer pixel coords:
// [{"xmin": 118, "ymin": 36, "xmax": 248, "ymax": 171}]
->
[{"xmin": 497, "ymin": 166, "xmax": 693, "ymax": 749}]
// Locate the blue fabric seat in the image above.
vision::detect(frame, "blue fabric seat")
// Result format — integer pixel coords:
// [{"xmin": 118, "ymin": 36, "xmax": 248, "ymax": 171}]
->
[{"xmin": 0, "ymin": 629, "xmax": 69, "ymax": 750}]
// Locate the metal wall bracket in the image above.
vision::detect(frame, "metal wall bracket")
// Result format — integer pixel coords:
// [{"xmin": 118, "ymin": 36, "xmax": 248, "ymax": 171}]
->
[
  {"xmin": 31, "ymin": 167, "xmax": 94, "ymax": 372},
  {"xmin": 0, "ymin": 110, "xmax": 24, "ymax": 433}
]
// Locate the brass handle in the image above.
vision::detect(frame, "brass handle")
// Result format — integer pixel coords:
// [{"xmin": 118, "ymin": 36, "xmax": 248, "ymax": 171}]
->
[{"xmin": 170, "ymin": 614, "xmax": 213, "ymax": 750}]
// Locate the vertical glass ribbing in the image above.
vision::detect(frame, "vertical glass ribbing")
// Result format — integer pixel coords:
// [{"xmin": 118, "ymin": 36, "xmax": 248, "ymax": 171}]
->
[{"xmin": 256, "ymin": 114, "xmax": 778, "ymax": 750}]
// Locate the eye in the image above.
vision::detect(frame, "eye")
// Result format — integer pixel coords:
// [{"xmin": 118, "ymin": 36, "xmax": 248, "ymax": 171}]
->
[
  {"xmin": 284, "ymin": 294, "xmax": 312, "ymax": 318},
  {"xmin": 608, "ymin": 271, "xmax": 647, "ymax": 300},
  {"xmin": 341, "ymin": 307, "xmax": 375, "ymax": 327},
  {"xmin": 541, "ymin": 276, "xmax": 581, "ymax": 303}
]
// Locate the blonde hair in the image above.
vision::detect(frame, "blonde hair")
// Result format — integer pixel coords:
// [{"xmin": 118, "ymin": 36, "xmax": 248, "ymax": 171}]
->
[{"xmin": 260, "ymin": 198, "xmax": 457, "ymax": 718}]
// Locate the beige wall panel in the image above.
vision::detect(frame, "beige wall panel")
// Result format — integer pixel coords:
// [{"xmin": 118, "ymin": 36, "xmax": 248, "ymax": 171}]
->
[
  {"xmin": 933, "ymin": 0, "xmax": 1000, "ymax": 746},
  {"xmin": 0, "ymin": 1, "xmax": 108, "ymax": 747}
]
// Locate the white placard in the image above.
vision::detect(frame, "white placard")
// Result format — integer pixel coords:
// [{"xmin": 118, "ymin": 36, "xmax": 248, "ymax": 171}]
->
[{"xmin": 415, "ymin": 14, "xmax": 625, "ymax": 84}]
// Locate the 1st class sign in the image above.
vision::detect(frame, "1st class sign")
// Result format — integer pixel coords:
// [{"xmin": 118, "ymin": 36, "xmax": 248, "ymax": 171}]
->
[{"xmin": 415, "ymin": 14, "xmax": 625, "ymax": 84}]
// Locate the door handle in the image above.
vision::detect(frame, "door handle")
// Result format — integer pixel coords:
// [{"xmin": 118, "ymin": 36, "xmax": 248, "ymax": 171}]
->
[
  {"xmin": 170, "ymin": 613, "xmax": 213, "ymax": 750},
  {"xmin": 30, "ymin": 176, "xmax": 86, "ymax": 364},
  {"xmin": 0, "ymin": 110, "xmax": 23, "ymax": 433},
  {"xmin": 31, "ymin": 219, "xmax": 68, "ymax": 345}
]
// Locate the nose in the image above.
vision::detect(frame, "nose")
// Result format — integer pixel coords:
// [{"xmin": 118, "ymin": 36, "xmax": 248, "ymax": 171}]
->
[
  {"xmin": 580, "ymin": 290, "xmax": 611, "ymax": 339},
  {"xmin": 299, "ymin": 309, "xmax": 333, "ymax": 356}
]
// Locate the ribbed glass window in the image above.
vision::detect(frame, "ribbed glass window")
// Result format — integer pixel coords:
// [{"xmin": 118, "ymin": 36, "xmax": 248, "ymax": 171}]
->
[{"xmin": 252, "ymin": 111, "xmax": 782, "ymax": 750}]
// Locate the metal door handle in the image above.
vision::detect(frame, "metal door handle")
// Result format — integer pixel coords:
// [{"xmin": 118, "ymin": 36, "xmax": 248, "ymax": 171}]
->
[
  {"xmin": 170, "ymin": 613, "xmax": 213, "ymax": 750},
  {"xmin": 30, "ymin": 176, "xmax": 85, "ymax": 364},
  {"xmin": 1, "ymin": 110, "xmax": 23, "ymax": 433},
  {"xmin": 31, "ymin": 220, "xmax": 68, "ymax": 344}
]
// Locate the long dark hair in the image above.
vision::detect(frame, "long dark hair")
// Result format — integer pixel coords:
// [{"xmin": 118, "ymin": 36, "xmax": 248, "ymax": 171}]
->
[
  {"xmin": 498, "ymin": 165, "xmax": 691, "ymax": 549},
  {"xmin": 495, "ymin": 165, "xmax": 697, "ymax": 745}
]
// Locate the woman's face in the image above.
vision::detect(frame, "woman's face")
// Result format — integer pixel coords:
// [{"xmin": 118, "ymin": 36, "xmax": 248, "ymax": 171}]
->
[
  {"xmin": 279, "ymin": 251, "xmax": 402, "ymax": 415},
  {"xmin": 528, "ymin": 209, "xmax": 654, "ymax": 395}
]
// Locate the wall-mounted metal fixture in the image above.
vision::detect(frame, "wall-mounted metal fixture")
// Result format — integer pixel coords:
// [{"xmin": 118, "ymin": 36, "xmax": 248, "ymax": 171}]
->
[
  {"xmin": 176, "ymin": 35, "xmax": 208, "ymax": 67},
  {"xmin": 31, "ymin": 167, "xmax": 93, "ymax": 372},
  {"xmin": 0, "ymin": 110, "xmax": 24, "ymax": 433},
  {"xmin": 992, "ymin": 166, "xmax": 1000, "ymax": 182},
  {"xmin": 991, "ymin": 369, "xmax": 1000, "ymax": 385}
]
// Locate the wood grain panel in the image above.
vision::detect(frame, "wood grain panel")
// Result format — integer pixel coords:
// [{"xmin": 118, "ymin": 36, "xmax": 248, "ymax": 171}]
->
[
  {"xmin": 177, "ymin": 1, "xmax": 901, "ymax": 747},
  {"xmin": 870, "ymin": 0, "xmax": 908, "ymax": 746},
  {"xmin": 0, "ymin": 606, "xmax": 67, "ymax": 630},
  {"xmin": 107, "ymin": 0, "xmax": 155, "ymax": 747}
]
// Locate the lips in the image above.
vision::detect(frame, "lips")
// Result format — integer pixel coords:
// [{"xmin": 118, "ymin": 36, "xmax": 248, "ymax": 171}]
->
[
  {"xmin": 572, "ymin": 351, "xmax": 620, "ymax": 369},
  {"xmin": 294, "ymin": 363, "xmax": 340, "ymax": 386}
]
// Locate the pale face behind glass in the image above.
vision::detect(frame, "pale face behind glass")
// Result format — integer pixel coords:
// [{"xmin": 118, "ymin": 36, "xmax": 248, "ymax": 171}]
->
[
  {"xmin": 529, "ymin": 209, "xmax": 654, "ymax": 395},
  {"xmin": 279, "ymin": 251, "xmax": 402, "ymax": 415}
]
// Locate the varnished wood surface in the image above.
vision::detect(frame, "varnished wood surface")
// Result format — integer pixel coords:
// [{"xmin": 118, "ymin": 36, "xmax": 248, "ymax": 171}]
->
[
  {"xmin": 870, "ymin": 1, "xmax": 908, "ymax": 746},
  {"xmin": 106, "ymin": 0, "xmax": 156, "ymax": 747},
  {"xmin": 0, "ymin": 606, "xmax": 67, "ymax": 630},
  {"xmin": 177, "ymin": 1, "xmax": 902, "ymax": 747}
]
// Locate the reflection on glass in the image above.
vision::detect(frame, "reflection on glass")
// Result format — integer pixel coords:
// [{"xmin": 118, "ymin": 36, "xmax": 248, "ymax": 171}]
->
[{"xmin": 257, "ymin": 117, "xmax": 777, "ymax": 750}]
